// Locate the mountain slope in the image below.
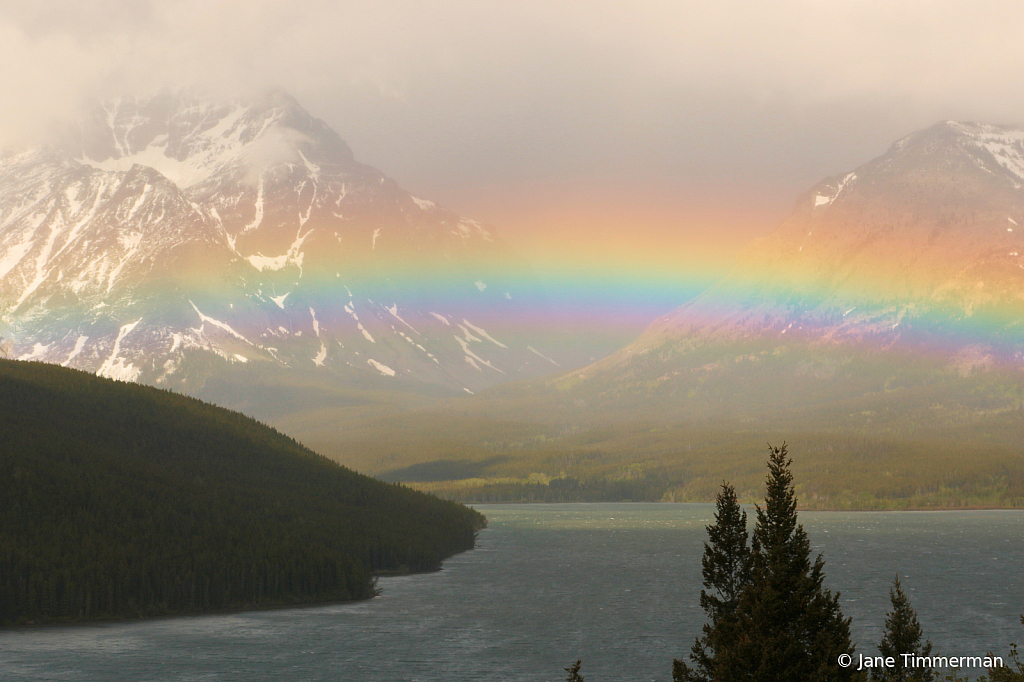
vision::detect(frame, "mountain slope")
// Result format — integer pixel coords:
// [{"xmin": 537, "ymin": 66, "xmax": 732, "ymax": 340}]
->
[
  {"xmin": 0, "ymin": 358, "xmax": 484, "ymax": 626},
  {"xmin": 317, "ymin": 121, "xmax": 1024, "ymax": 506},
  {"xmin": 638, "ymin": 121, "xmax": 1024, "ymax": 354},
  {"xmin": 549, "ymin": 120, "xmax": 1024, "ymax": 419},
  {"xmin": 0, "ymin": 90, "xmax": 557, "ymax": 398}
]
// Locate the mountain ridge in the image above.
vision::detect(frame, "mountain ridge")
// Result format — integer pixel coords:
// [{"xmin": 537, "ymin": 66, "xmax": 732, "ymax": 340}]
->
[
  {"xmin": 610, "ymin": 119, "xmax": 1024, "ymax": 366},
  {"xmin": 0, "ymin": 89, "xmax": 560, "ymax": 398},
  {"xmin": 310, "ymin": 120, "xmax": 1024, "ymax": 506}
]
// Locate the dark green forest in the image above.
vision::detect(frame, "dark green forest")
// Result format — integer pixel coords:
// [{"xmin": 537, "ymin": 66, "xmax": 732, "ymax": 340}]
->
[{"xmin": 0, "ymin": 359, "xmax": 485, "ymax": 626}]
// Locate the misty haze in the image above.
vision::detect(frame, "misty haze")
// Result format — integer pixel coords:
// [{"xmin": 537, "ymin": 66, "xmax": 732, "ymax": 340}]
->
[{"xmin": 2, "ymin": 2, "xmax": 1024, "ymax": 681}]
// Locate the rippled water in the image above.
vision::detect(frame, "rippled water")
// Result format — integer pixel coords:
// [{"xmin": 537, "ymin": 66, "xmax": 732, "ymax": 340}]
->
[{"xmin": 1, "ymin": 504, "xmax": 1022, "ymax": 681}]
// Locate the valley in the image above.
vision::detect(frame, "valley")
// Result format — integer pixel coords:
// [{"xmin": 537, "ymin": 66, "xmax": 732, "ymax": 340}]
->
[
  {"xmin": 263, "ymin": 122, "xmax": 1024, "ymax": 508},
  {"xmin": 4, "ymin": 104, "xmax": 1024, "ymax": 511}
]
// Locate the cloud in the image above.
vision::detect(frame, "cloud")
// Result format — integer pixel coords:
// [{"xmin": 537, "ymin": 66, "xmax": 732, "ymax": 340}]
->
[
  {"xmin": 240, "ymin": 126, "xmax": 314, "ymax": 185},
  {"xmin": 0, "ymin": 21, "xmax": 105, "ymax": 147},
  {"xmin": 3, "ymin": 1, "xmax": 1024, "ymax": 195}
]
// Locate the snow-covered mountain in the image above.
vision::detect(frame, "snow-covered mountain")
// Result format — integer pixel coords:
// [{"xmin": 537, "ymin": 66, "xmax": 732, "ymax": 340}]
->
[
  {"xmin": 629, "ymin": 120, "xmax": 1024, "ymax": 363},
  {"xmin": 521, "ymin": 121, "xmax": 1024, "ymax": 425},
  {"xmin": 0, "ymin": 90, "xmax": 558, "ymax": 394}
]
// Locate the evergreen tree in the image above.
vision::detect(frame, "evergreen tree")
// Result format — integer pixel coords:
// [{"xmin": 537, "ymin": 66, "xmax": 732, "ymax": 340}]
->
[
  {"xmin": 717, "ymin": 443, "xmax": 857, "ymax": 682},
  {"xmin": 0, "ymin": 359, "xmax": 486, "ymax": 625},
  {"xmin": 987, "ymin": 615, "xmax": 1024, "ymax": 682},
  {"xmin": 673, "ymin": 482, "xmax": 750, "ymax": 682},
  {"xmin": 564, "ymin": 660, "xmax": 585, "ymax": 682},
  {"xmin": 873, "ymin": 575, "xmax": 934, "ymax": 682}
]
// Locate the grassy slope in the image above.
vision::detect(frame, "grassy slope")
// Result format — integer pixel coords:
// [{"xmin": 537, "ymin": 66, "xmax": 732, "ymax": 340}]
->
[{"xmin": 268, "ymin": 341, "xmax": 1024, "ymax": 510}]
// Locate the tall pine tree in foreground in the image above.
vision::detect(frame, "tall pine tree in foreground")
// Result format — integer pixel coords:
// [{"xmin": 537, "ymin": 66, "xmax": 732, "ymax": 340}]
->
[
  {"xmin": 873, "ymin": 576, "xmax": 934, "ymax": 682},
  {"xmin": 984, "ymin": 615, "xmax": 1024, "ymax": 682},
  {"xmin": 715, "ymin": 443, "xmax": 858, "ymax": 682},
  {"xmin": 673, "ymin": 482, "xmax": 750, "ymax": 682},
  {"xmin": 564, "ymin": 660, "xmax": 585, "ymax": 682}
]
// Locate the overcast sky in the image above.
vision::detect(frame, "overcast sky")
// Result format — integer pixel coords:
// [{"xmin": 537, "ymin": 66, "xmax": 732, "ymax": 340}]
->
[{"xmin": 4, "ymin": 0, "xmax": 1024, "ymax": 272}]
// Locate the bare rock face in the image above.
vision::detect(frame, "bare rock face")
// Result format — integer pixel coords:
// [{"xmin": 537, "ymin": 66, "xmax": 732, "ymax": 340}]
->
[{"xmin": 0, "ymin": 90, "xmax": 558, "ymax": 396}]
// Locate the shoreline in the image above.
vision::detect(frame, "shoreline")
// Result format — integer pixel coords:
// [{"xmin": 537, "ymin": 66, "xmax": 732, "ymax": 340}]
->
[
  {"xmin": 466, "ymin": 500, "xmax": 1024, "ymax": 512},
  {"xmin": 1, "ymin": 559, "xmax": 465, "ymax": 632}
]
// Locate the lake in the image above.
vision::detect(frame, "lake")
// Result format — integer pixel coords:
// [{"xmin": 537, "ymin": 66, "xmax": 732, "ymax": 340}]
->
[{"xmin": 1, "ymin": 504, "xmax": 1022, "ymax": 681}]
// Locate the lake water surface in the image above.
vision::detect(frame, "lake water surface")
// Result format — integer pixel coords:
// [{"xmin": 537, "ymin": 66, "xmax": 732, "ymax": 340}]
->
[{"xmin": 1, "ymin": 504, "xmax": 1022, "ymax": 681}]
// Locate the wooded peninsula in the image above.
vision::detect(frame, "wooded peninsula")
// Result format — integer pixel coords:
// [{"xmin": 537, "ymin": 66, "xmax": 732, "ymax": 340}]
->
[{"xmin": 0, "ymin": 359, "xmax": 485, "ymax": 626}]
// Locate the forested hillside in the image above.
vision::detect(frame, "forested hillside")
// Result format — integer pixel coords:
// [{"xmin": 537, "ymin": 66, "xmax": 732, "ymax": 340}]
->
[{"xmin": 0, "ymin": 360, "xmax": 485, "ymax": 626}]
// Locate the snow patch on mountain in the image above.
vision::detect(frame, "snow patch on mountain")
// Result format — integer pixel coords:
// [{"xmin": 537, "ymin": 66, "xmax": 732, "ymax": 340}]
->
[
  {"xmin": 248, "ymin": 253, "xmax": 289, "ymax": 271},
  {"xmin": 247, "ymin": 227, "xmax": 309, "ymax": 274},
  {"xmin": 387, "ymin": 304, "xmax": 418, "ymax": 334},
  {"xmin": 19, "ymin": 343, "xmax": 50, "ymax": 361},
  {"xmin": 455, "ymin": 218, "xmax": 492, "ymax": 242},
  {"xmin": 458, "ymin": 324, "xmax": 482, "ymax": 343},
  {"xmin": 243, "ymin": 177, "xmax": 265, "ymax": 233},
  {"xmin": 310, "ymin": 307, "xmax": 320, "ymax": 337},
  {"xmin": 367, "ymin": 358, "xmax": 395, "ymax": 376},
  {"xmin": 106, "ymin": 231, "xmax": 144, "ymax": 292},
  {"xmin": 312, "ymin": 342, "xmax": 327, "ymax": 367},
  {"xmin": 462, "ymin": 319, "xmax": 507, "ymax": 348},
  {"xmin": 63, "ymin": 335, "xmax": 89, "ymax": 366},
  {"xmin": 297, "ymin": 150, "xmax": 320, "ymax": 180},
  {"xmin": 270, "ymin": 291, "xmax": 290, "ymax": 308},
  {"xmin": 82, "ymin": 145, "xmax": 205, "ymax": 189},
  {"xmin": 96, "ymin": 319, "xmax": 142, "ymax": 382},
  {"xmin": 528, "ymin": 345, "xmax": 559, "ymax": 366},
  {"xmin": 0, "ymin": 238, "xmax": 34, "ymax": 280},
  {"xmin": 949, "ymin": 122, "xmax": 1024, "ymax": 183},
  {"xmin": 814, "ymin": 173, "xmax": 856, "ymax": 208},
  {"xmin": 80, "ymin": 104, "xmax": 250, "ymax": 188},
  {"xmin": 190, "ymin": 302, "xmax": 251, "ymax": 344},
  {"xmin": 454, "ymin": 335, "xmax": 504, "ymax": 373}
]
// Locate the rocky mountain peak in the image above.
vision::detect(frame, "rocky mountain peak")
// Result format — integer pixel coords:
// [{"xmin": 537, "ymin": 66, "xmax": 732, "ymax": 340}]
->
[
  {"xmin": 0, "ymin": 90, "xmax": 558, "ymax": 401},
  {"xmin": 625, "ymin": 120, "xmax": 1024, "ymax": 363},
  {"xmin": 881, "ymin": 120, "xmax": 1024, "ymax": 186},
  {"xmin": 61, "ymin": 89, "xmax": 354, "ymax": 193}
]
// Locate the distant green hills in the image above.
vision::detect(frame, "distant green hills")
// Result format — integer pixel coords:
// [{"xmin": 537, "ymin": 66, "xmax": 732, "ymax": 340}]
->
[
  {"xmin": 272, "ymin": 339, "xmax": 1024, "ymax": 510},
  {"xmin": 0, "ymin": 359, "xmax": 484, "ymax": 626},
  {"xmin": 263, "ymin": 120, "xmax": 1024, "ymax": 510}
]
